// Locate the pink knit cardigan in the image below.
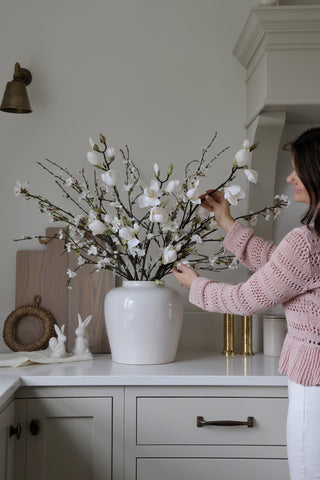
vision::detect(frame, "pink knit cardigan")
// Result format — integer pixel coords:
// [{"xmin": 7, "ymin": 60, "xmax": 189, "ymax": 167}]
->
[{"xmin": 189, "ymin": 221, "xmax": 320, "ymax": 386}]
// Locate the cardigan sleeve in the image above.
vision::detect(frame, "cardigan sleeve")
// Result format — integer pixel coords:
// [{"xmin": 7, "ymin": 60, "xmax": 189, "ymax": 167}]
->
[
  {"xmin": 223, "ymin": 222, "xmax": 276, "ymax": 272},
  {"xmin": 189, "ymin": 227, "xmax": 312, "ymax": 315}
]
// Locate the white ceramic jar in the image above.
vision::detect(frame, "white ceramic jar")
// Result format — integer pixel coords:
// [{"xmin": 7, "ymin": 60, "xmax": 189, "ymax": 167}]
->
[
  {"xmin": 104, "ymin": 281, "xmax": 183, "ymax": 364},
  {"xmin": 263, "ymin": 314, "xmax": 287, "ymax": 357}
]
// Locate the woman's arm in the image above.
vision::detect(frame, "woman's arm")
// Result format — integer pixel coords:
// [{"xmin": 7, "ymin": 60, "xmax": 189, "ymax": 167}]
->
[
  {"xmin": 201, "ymin": 190, "xmax": 275, "ymax": 271},
  {"xmin": 174, "ymin": 227, "xmax": 311, "ymax": 316},
  {"xmin": 223, "ymin": 222, "xmax": 276, "ymax": 271}
]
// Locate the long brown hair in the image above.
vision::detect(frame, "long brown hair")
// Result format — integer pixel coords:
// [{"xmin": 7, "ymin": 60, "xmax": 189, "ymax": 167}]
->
[{"xmin": 284, "ymin": 127, "xmax": 320, "ymax": 236}]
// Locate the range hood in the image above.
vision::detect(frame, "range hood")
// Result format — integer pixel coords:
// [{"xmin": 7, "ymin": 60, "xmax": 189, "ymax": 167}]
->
[{"xmin": 233, "ymin": 5, "xmax": 320, "ymax": 239}]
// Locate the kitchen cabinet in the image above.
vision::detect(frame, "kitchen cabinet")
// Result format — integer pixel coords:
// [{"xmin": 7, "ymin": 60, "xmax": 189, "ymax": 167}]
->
[
  {"xmin": 0, "ymin": 352, "xmax": 289, "ymax": 480},
  {"xmin": 125, "ymin": 385, "xmax": 290, "ymax": 480},
  {"xmin": 13, "ymin": 386, "xmax": 124, "ymax": 480},
  {"xmin": 0, "ymin": 400, "xmax": 19, "ymax": 480}
]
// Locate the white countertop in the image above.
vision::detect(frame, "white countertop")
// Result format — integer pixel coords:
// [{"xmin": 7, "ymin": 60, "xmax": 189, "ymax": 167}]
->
[{"xmin": 0, "ymin": 350, "xmax": 287, "ymax": 410}]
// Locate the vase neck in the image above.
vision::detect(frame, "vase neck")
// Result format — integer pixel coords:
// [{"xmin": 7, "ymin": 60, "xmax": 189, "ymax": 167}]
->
[{"xmin": 122, "ymin": 280, "xmax": 162, "ymax": 288}]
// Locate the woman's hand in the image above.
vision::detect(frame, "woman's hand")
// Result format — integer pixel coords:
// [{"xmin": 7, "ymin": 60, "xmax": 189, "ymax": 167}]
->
[
  {"xmin": 200, "ymin": 190, "xmax": 235, "ymax": 233},
  {"xmin": 172, "ymin": 263, "xmax": 198, "ymax": 289}
]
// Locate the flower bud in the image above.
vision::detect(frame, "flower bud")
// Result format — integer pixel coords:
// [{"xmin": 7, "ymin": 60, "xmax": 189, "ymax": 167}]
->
[
  {"xmin": 106, "ymin": 147, "xmax": 115, "ymax": 159},
  {"xmin": 99, "ymin": 133, "xmax": 106, "ymax": 144},
  {"xmin": 101, "ymin": 170, "xmax": 117, "ymax": 187},
  {"xmin": 87, "ymin": 151, "xmax": 102, "ymax": 167}
]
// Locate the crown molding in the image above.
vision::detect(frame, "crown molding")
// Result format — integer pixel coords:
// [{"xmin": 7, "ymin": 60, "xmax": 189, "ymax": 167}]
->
[{"xmin": 233, "ymin": 6, "xmax": 320, "ymax": 69}]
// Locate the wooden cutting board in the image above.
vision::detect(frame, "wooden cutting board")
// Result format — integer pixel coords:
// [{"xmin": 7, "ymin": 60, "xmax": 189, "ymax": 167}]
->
[{"xmin": 15, "ymin": 227, "xmax": 115, "ymax": 353}]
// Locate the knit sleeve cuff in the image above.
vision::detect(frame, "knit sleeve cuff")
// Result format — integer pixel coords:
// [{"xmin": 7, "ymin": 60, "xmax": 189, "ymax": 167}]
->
[
  {"xmin": 189, "ymin": 276, "xmax": 213, "ymax": 310},
  {"xmin": 222, "ymin": 221, "xmax": 253, "ymax": 255}
]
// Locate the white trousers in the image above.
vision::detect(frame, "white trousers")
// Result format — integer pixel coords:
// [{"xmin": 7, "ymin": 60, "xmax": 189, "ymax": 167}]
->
[{"xmin": 287, "ymin": 379, "xmax": 320, "ymax": 480}]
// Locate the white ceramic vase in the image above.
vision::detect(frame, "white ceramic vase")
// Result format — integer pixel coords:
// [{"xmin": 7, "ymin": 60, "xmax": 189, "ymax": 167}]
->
[
  {"xmin": 259, "ymin": 0, "xmax": 279, "ymax": 5},
  {"xmin": 104, "ymin": 281, "xmax": 184, "ymax": 364}
]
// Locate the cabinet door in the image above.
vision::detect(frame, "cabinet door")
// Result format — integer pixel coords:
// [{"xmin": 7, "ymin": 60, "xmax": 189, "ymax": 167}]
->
[
  {"xmin": 0, "ymin": 401, "xmax": 19, "ymax": 480},
  {"xmin": 137, "ymin": 458, "xmax": 290, "ymax": 480},
  {"xmin": 25, "ymin": 397, "xmax": 112, "ymax": 480}
]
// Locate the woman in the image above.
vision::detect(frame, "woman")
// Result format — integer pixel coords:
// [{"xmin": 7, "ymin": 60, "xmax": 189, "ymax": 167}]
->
[{"xmin": 173, "ymin": 127, "xmax": 320, "ymax": 480}]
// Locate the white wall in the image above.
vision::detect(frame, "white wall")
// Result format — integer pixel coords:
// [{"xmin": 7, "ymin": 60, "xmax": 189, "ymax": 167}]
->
[{"xmin": 0, "ymin": 0, "xmax": 269, "ymax": 352}]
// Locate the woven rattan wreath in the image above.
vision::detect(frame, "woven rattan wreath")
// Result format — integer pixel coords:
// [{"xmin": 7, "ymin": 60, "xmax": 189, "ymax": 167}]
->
[{"xmin": 3, "ymin": 295, "xmax": 56, "ymax": 352}]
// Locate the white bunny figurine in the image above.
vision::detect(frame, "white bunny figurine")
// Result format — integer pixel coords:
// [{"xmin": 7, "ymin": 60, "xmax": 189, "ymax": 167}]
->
[
  {"xmin": 72, "ymin": 314, "xmax": 93, "ymax": 356},
  {"xmin": 49, "ymin": 324, "xmax": 67, "ymax": 358}
]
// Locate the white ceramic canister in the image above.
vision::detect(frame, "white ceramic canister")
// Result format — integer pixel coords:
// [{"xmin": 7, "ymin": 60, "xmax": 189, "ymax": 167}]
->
[
  {"xmin": 104, "ymin": 281, "xmax": 184, "ymax": 365},
  {"xmin": 263, "ymin": 314, "xmax": 287, "ymax": 357}
]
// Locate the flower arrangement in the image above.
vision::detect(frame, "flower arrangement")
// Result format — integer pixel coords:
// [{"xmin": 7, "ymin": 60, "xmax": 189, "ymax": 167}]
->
[{"xmin": 15, "ymin": 133, "xmax": 290, "ymax": 286}]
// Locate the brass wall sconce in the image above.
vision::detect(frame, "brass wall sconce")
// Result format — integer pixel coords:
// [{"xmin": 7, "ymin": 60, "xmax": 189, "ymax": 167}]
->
[{"xmin": 0, "ymin": 62, "xmax": 32, "ymax": 113}]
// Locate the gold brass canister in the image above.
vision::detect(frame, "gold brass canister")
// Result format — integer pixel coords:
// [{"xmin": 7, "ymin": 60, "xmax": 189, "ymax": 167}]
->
[
  {"xmin": 222, "ymin": 313, "xmax": 236, "ymax": 356},
  {"xmin": 241, "ymin": 315, "xmax": 254, "ymax": 356}
]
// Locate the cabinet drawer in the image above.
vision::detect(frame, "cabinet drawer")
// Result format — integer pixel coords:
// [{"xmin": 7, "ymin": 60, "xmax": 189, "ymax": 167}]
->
[
  {"xmin": 137, "ymin": 458, "xmax": 290, "ymax": 480},
  {"xmin": 136, "ymin": 397, "xmax": 287, "ymax": 445}
]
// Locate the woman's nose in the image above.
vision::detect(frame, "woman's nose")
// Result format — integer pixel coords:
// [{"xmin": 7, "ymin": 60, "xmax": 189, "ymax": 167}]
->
[{"xmin": 286, "ymin": 171, "xmax": 295, "ymax": 183}]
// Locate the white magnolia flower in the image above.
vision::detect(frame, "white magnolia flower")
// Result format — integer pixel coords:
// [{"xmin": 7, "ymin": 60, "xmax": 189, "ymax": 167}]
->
[
  {"xmin": 149, "ymin": 206, "xmax": 169, "ymax": 223},
  {"xmin": 234, "ymin": 139, "xmax": 251, "ymax": 167},
  {"xmin": 77, "ymin": 256, "xmax": 86, "ymax": 266},
  {"xmin": 103, "ymin": 213, "xmax": 113, "ymax": 224},
  {"xmin": 14, "ymin": 180, "xmax": 29, "ymax": 197},
  {"xmin": 87, "ymin": 151, "xmax": 101, "ymax": 167},
  {"xmin": 196, "ymin": 204, "xmax": 210, "ymax": 220},
  {"xmin": 248, "ymin": 213, "xmax": 258, "ymax": 227},
  {"xmin": 209, "ymin": 256, "xmax": 219, "ymax": 267},
  {"xmin": 185, "ymin": 179, "xmax": 201, "ymax": 204},
  {"xmin": 73, "ymin": 215, "xmax": 84, "ymax": 227},
  {"xmin": 186, "ymin": 187, "xmax": 201, "ymax": 204},
  {"xmin": 165, "ymin": 180, "xmax": 181, "ymax": 193},
  {"xmin": 123, "ymin": 183, "xmax": 133, "ymax": 191},
  {"xmin": 65, "ymin": 177, "xmax": 74, "ymax": 187},
  {"xmin": 111, "ymin": 217, "xmax": 121, "ymax": 232},
  {"xmin": 191, "ymin": 234, "xmax": 203, "ymax": 244},
  {"xmin": 224, "ymin": 185, "xmax": 245, "ymax": 205},
  {"xmin": 89, "ymin": 138, "xmax": 95, "ymax": 148},
  {"xmin": 96, "ymin": 258, "xmax": 112, "ymax": 271},
  {"xmin": 129, "ymin": 247, "xmax": 146, "ymax": 258},
  {"xmin": 128, "ymin": 238, "xmax": 140, "ymax": 250},
  {"xmin": 161, "ymin": 220, "xmax": 179, "ymax": 233},
  {"xmin": 274, "ymin": 194, "xmax": 291, "ymax": 207},
  {"xmin": 78, "ymin": 189, "xmax": 90, "ymax": 201},
  {"xmin": 88, "ymin": 245, "xmax": 98, "ymax": 256},
  {"xmin": 119, "ymin": 226, "xmax": 140, "ymax": 249},
  {"xmin": 88, "ymin": 219, "xmax": 107, "ymax": 235},
  {"xmin": 229, "ymin": 258, "xmax": 239, "ymax": 270},
  {"xmin": 138, "ymin": 180, "xmax": 161, "ymax": 208},
  {"xmin": 106, "ymin": 147, "xmax": 116, "ymax": 158},
  {"xmin": 67, "ymin": 269, "xmax": 77, "ymax": 279},
  {"xmin": 110, "ymin": 201, "xmax": 122, "ymax": 209},
  {"xmin": 244, "ymin": 168, "xmax": 258, "ymax": 183},
  {"xmin": 273, "ymin": 207, "xmax": 281, "ymax": 219},
  {"xmin": 154, "ymin": 163, "xmax": 159, "ymax": 177},
  {"xmin": 58, "ymin": 229, "xmax": 64, "ymax": 240},
  {"xmin": 208, "ymin": 217, "xmax": 217, "ymax": 229},
  {"xmin": 88, "ymin": 210, "xmax": 97, "ymax": 223},
  {"xmin": 101, "ymin": 170, "xmax": 117, "ymax": 187},
  {"xmin": 163, "ymin": 245, "xmax": 178, "ymax": 264}
]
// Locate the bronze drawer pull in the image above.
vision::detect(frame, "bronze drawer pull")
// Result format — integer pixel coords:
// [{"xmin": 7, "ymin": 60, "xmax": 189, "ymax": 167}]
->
[
  {"xmin": 197, "ymin": 416, "xmax": 254, "ymax": 428},
  {"xmin": 9, "ymin": 423, "xmax": 22, "ymax": 439},
  {"xmin": 29, "ymin": 418, "xmax": 41, "ymax": 436}
]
